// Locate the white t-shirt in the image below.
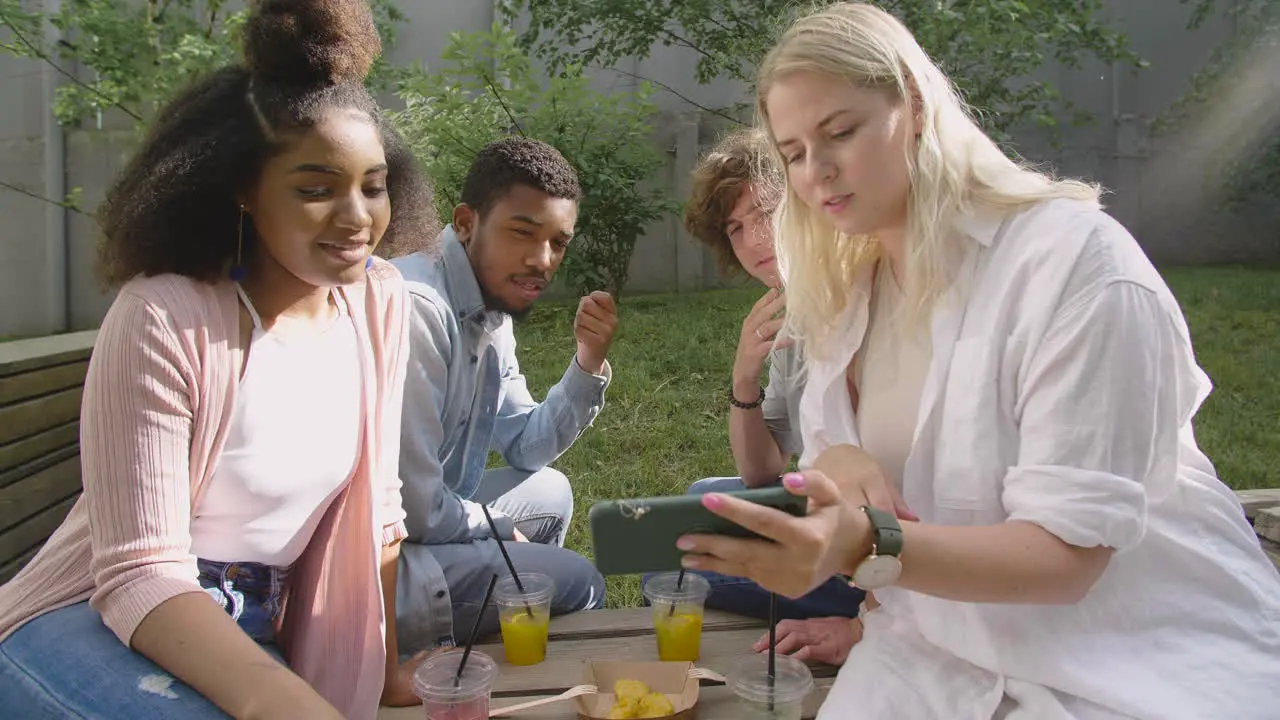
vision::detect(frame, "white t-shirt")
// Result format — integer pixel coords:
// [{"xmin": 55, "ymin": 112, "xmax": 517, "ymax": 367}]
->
[
  {"xmin": 189, "ymin": 286, "xmax": 362, "ymax": 566},
  {"xmin": 799, "ymin": 199, "xmax": 1280, "ymax": 719},
  {"xmin": 853, "ymin": 259, "xmax": 933, "ymax": 491}
]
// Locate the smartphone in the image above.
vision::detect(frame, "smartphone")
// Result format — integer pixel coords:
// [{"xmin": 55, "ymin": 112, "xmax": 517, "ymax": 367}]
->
[{"xmin": 588, "ymin": 485, "xmax": 808, "ymax": 576}]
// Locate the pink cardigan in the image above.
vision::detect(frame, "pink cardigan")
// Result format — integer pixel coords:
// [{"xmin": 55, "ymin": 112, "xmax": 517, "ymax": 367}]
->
[{"xmin": 0, "ymin": 260, "xmax": 410, "ymax": 720}]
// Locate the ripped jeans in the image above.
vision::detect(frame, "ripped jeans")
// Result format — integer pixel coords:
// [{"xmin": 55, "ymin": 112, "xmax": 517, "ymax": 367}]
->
[{"xmin": 0, "ymin": 560, "xmax": 288, "ymax": 719}]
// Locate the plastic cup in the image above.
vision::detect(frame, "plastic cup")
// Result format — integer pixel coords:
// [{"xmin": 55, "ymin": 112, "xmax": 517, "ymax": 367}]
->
[
  {"xmin": 729, "ymin": 654, "xmax": 814, "ymax": 720},
  {"xmin": 413, "ymin": 649, "xmax": 499, "ymax": 720},
  {"xmin": 643, "ymin": 571, "xmax": 712, "ymax": 662},
  {"xmin": 493, "ymin": 572, "xmax": 554, "ymax": 666}
]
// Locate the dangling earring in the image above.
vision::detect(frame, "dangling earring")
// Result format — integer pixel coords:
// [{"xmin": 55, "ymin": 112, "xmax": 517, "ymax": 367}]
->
[
  {"xmin": 230, "ymin": 205, "xmax": 248, "ymax": 283},
  {"xmin": 365, "ymin": 256, "xmax": 374, "ymax": 271}
]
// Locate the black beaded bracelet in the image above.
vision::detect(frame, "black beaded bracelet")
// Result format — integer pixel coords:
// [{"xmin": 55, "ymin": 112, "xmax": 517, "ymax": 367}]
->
[{"xmin": 729, "ymin": 384, "xmax": 766, "ymax": 410}]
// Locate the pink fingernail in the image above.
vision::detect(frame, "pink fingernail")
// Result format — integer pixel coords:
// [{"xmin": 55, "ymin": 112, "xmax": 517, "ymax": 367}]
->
[
  {"xmin": 676, "ymin": 538, "xmax": 694, "ymax": 551},
  {"xmin": 783, "ymin": 473, "xmax": 805, "ymax": 489},
  {"xmin": 702, "ymin": 494, "xmax": 725, "ymax": 510}
]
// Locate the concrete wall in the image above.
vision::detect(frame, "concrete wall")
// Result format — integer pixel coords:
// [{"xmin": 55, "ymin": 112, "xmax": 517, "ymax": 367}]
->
[{"xmin": 1, "ymin": 0, "xmax": 1273, "ymax": 336}]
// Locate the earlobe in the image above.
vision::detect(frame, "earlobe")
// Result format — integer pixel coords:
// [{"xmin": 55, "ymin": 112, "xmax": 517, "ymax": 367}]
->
[{"xmin": 452, "ymin": 204, "xmax": 474, "ymax": 245}]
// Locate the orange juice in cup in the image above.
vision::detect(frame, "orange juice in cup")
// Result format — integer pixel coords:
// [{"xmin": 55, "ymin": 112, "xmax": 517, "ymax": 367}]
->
[
  {"xmin": 643, "ymin": 572, "xmax": 711, "ymax": 662},
  {"xmin": 494, "ymin": 572, "xmax": 554, "ymax": 666}
]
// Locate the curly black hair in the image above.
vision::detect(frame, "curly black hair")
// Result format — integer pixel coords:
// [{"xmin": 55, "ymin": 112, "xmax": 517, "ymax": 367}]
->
[
  {"xmin": 459, "ymin": 136, "xmax": 581, "ymax": 217},
  {"xmin": 96, "ymin": 0, "xmax": 439, "ymax": 288}
]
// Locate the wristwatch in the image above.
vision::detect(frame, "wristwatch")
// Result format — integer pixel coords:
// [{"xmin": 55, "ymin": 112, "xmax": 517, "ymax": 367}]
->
[{"xmin": 849, "ymin": 505, "xmax": 903, "ymax": 590}]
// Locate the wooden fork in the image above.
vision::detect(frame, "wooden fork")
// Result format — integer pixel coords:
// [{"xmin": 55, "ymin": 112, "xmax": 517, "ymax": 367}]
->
[
  {"xmin": 687, "ymin": 667, "xmax": 727, "ymax": 684},
  {"xmin": 488, "ymin": 684, "xmax": 598, "ymax": 717}
]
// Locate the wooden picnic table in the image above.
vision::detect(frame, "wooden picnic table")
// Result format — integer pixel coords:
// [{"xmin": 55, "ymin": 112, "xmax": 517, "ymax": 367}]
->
[{"xmin": 377, "ymin": 607, "xmax": 838, "ymax": 720}]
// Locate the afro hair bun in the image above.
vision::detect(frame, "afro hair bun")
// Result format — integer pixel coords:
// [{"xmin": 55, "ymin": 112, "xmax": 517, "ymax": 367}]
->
[{"xmin": 242, "ymin": 0, "xmax": 382, "ymax": 87}]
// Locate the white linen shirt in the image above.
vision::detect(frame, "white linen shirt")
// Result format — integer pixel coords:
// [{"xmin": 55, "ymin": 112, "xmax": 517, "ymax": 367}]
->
[{"xmin": 800, "ymin": 199, "xmax": 1280, "ymax": 719}]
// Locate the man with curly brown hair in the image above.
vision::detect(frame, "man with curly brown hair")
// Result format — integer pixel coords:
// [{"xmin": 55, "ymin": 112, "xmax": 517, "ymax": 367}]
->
[
  {"xmin": 392, "ymin": 136, "xmax": 613, "ymax": 655},
  {"xmin": 674, "ymin": 128, "xmax": 867, "ymax": 665}
]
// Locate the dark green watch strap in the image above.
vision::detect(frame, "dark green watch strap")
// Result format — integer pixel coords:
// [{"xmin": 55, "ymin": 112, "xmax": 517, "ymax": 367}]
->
[{"xmin": 860, "ymin": 505, "xmax": 903, "ymax": 557}]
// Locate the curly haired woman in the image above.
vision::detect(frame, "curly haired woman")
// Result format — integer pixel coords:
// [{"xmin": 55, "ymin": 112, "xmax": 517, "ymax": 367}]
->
[{"xmin": 0, "ymin": 1, "xmax": 438, "ymax": 718}]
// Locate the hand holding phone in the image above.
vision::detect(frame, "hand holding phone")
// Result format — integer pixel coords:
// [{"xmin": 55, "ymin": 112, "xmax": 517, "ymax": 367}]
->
[{"xmin": 588, "ymin": 486, "xmax": 807, "ymax": 576}]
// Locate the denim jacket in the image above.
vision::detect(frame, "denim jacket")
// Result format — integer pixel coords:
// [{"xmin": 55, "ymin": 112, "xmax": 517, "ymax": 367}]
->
[{"xmin": 390, "ymin": 228, "xmax": 610, "ymax": 648}]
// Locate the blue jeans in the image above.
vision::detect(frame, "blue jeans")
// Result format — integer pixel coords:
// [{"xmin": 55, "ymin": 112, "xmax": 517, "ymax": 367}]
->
[
  {"xmin": 644, "ymin": 477, "xmax": 865, "ymax": 621},
  {"xmin": 448, "ymin": 467, "xmax": 605, "ymax": 641},
  {"xmin": 0, "ymin": 560, "xmax": 288, "ymax": 718}
]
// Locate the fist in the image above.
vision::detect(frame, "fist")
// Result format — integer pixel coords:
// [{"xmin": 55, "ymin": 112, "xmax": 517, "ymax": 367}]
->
[{"xmin": 574, "ymin": 291, "xmax": 618, "ymax": 375}]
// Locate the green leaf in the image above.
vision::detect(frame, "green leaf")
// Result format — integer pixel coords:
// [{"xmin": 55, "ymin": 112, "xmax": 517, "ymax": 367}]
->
[{"xmin": 393, "ymin": 24, "xmax": 675, "ymax": 297}]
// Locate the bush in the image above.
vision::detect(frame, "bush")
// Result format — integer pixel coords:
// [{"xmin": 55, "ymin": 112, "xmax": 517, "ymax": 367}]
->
[{"xmin": 392, "ymin": 23, "xmax": 677, "ymax": 297}]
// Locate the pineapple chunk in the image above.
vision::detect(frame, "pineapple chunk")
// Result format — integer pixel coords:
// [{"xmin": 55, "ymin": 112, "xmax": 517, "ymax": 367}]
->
[
  {"xmin": 637, "ymin": 692, "xmax": 676, "ymax": 718},
  {"xmin": 606, "ymin": 700, "xmax": 639, "ymax": 719},
  {"xmin": 614, "ymin": 679, "xmax": 651, "ymax": 702}
]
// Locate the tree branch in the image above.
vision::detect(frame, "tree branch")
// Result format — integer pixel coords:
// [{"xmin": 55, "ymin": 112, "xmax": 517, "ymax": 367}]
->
[
  {"xmin": 0, "ymin": 179, "xmax": 87, "ymax": 215},
  {"xmin": 480, "ymin": 68, "xmax": 526, "ymax": 136},
  {"xmin": 659, "ymin": 27, "xmax": 719, "ymax": 65},
  {"xmin": 0, "ymin": 8, "xmax": 144, "ymax": 122},
  {"xmin": 599, "ymin": 64, "xmax": 744, "ymax": 126}
]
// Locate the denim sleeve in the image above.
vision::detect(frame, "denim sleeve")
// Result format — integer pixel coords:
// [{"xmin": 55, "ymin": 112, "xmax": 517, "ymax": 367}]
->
[
  {"xmin": 490, "ymin": 325, "xmax": 610, "ymax": 472},
  {"xmin": 399, "ymin": 291, "xmax": 514, "ymax": 544}
]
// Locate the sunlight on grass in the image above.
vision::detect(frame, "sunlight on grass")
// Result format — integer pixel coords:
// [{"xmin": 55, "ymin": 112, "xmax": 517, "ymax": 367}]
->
[{"xmin": 511, "ymin": 269, "xmax": 1278, "ymax": 607}]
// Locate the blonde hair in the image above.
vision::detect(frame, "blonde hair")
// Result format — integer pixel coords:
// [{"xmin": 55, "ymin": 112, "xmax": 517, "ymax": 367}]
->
[{"xmin": 756, "ymin": 2, "xmax": 1102, "ymax": 358}]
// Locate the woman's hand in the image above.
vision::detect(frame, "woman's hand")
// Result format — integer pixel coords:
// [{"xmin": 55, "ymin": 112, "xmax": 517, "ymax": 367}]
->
[
  {"xmin": 677, "ymin": 471, "xmax": 872, "ymax": 598},
  {"xmin": 381, "ymin": 649, "xmax": 435, "ymax": 707},
  {"xmin": 812, "ymin": 444, "xmax": 917, "ymax": 521},
  {"xmin": 754, "ymin": 616, "xmax": 864, "ymax": 666}
]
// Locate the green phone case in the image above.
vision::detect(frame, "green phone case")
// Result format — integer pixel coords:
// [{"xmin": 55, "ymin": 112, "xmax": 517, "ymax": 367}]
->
[{"xmin": 587, "ymin": 486, "xmax": 807, "ymax": 576}]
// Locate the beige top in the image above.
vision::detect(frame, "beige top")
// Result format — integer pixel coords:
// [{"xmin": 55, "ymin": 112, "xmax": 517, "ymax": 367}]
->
[{"xmin": 851, "ymin": 260, "xmax": 933, "ymax": 491}]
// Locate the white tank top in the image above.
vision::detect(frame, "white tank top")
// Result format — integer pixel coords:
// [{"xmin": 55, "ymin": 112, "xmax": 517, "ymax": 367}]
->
[{"xmin": 189, "ymin": 286, "xmax": 363, "ymax": 566}]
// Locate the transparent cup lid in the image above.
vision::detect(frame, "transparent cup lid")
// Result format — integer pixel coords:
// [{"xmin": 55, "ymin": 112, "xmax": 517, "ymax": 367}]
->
[
  {"xmin": 729, "ymin": 654, "xmax": 814, "ymax": 705},
  {"xmin": 643, "ymin": 571, "xmax": 711, "ymax": 604},
  {"xmin": 413, "ymin": 649, "xmax": 499, "ymax": 702}
]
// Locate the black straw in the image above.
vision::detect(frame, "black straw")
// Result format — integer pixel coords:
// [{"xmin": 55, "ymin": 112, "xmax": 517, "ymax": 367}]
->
[
  {"xmin": 668, "ymin": 569, "xmax": 686, "ymax": 617},
  {"xmin": 481, "ymin": 505, "xmax": 534, "ymax": 617},
  {"xmin": 767, "ymin": 592, "xmax": 777, "ymax": 712},
  {"xmin": 454, "ymin": 572, "xmax": 499, "ymax": 687}
]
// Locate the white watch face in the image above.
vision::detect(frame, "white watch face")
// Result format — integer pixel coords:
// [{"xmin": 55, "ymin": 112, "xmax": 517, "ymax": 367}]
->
[{"xmin": 852, "ymin": 554, "xmax": 902, "ymax": 590}]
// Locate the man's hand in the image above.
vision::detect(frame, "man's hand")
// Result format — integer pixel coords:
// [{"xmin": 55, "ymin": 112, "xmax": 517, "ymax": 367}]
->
[
  {"xmin": 381, "ymin": 650, "xmax": 436, "ymax": 707},
  {"xmin": 732, "ymin": 289, "xmax": 789, "ymax": 402},
  {"xmin": 753, "ymin": 616, "xmax": 864, "ymax": 666},
  {"xmin": 574, "ymin": 291, "xmax": 618, "ymax": 375}
]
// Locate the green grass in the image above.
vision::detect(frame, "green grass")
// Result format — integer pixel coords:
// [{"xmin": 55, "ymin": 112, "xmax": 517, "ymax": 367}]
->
[
  {"xmin": 1162, "ymin": 267, "xmax": 1280, "ymax": 492},
  {"xmin": 509, "ymin": 267, "xmax": 1280, "ymax": 607}
]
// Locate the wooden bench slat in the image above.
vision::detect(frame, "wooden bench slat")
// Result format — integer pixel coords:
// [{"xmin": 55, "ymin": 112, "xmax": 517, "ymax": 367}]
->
[
  {"xmin": 0, "ymin": 422, "xmax": 78, "ymax": 481},
  {"xmin": 1237, "ymin": 489, "xmax": 1280, "ymax": 520},
  {"xmin": 0, "ymin": 360, "xmax": 90, "ymax": 406},
  {"xmin": 0, "ymin": 456, "xmax": 82, "ymax": 532},
  {"xmin": 0, "ymin": 386, "xmax": 84, "ymax": 447},
  {"xmin": 0, "ymin": 544, "xmax": 42, "ymax": 584},
  {"xmin": 0, "ymin": 442, "xmax": 79, "ymax": 490},
  {"xmin": 0, "ymin": 331, "xmax": 96, "ymax": 378},
  {"xmin": 1260, "ymin": 537, "xmax": 1280, "ymax": 573},
  {"xmin": 1253, "ymin": 507, "xmax": 1280, "ymax": 545},
  {"xmin": 0, "ymin": 495, "xmax": 77, "ymax": 566}
]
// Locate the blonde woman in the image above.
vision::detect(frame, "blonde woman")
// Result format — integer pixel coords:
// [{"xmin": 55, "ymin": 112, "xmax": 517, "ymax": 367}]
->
[{"xmin": 675, "ymin": 3, "xmax": 1280, "ymax": 718}]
